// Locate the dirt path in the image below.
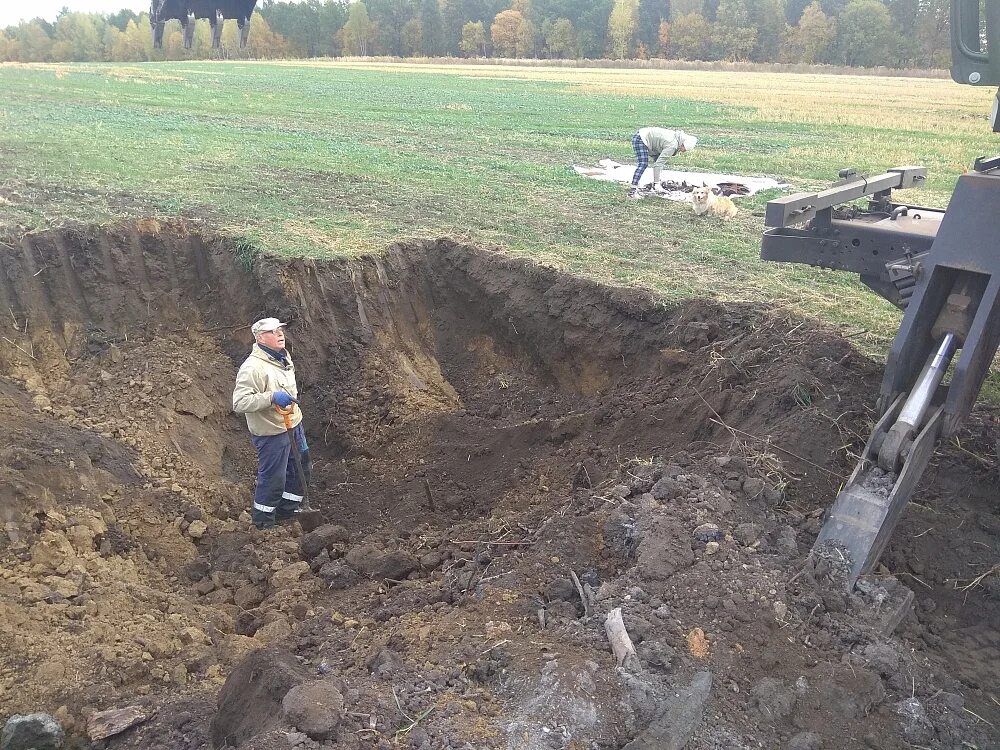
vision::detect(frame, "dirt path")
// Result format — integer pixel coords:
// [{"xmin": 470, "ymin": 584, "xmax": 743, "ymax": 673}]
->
[{"xmin": 0, "ymin": 222, "xmax": 996, "ymax": 749}]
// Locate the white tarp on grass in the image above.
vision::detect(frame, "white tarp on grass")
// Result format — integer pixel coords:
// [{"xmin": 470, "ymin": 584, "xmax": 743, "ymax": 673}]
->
[{"xmin": 574, "ymin": 158, "xmax": 789, "ymax": 202}]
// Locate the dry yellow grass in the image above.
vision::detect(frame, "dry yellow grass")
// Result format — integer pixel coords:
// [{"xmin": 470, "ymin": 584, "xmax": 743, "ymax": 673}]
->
[{"xmin": 295, "ymin": 61, "xmax": 995, "ymax": 135}]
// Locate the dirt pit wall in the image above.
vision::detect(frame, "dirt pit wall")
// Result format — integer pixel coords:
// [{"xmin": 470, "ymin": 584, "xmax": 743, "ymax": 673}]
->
[{"xmin": 0, "ymin": 221, "xmax": 996, "ymax": 749}]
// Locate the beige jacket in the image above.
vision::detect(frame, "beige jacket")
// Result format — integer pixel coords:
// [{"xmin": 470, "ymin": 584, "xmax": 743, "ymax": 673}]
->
[
  {"xmin": 637, "ymin": 127, "xmax": 693, "ymax": 182},
  {"xmin": 232, "ymin": 344, "xmax": 303, "ymax": 436}
]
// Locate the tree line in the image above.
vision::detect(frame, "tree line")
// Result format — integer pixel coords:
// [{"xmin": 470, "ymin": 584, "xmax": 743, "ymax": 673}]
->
[{"xmin": 0, "ymin": 0, "xmax": 952, "ymax": 69}]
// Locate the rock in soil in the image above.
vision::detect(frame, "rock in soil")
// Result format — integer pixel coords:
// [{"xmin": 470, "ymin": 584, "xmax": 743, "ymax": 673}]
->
[
  {"xmin": 211, "ymin": 648, "xmax": 310, "ymax": 747},
  {"xmin": 622, "ymin": 671, "xmax": 712, "ymax": 750},
  {"xmin": 281, "ymin": 680, "xmax": 344, "ymax": 740},
  {"xmin": 1, "ymin": 714, "xmax": 64, "ymax": 750}
]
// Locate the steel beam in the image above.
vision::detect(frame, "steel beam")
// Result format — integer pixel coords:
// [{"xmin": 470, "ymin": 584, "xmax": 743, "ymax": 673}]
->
[{"xmin": 765, "ymin": 168, "xmax": 927, "ymax": 228}]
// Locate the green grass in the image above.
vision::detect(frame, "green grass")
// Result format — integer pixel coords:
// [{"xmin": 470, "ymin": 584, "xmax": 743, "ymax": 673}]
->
[{"xmin": 0, "ymin": 61, "xmax": 998, "ymax": 379}]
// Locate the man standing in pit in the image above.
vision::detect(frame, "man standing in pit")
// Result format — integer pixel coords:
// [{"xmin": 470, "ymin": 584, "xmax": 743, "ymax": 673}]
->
[
  {"xmin": 232, "ymin": 317, "xmax": 311, "ymax": 530},
  {"xmin": 628, "ymin": 127, "xmax": 698, "ymax": 198}
]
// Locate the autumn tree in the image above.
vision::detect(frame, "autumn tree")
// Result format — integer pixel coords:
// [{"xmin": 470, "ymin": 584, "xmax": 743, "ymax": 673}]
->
[
  {"xmin": 215, "ymin": 13, "xmax": 289, "ymax": 58},
  {"xmin": 162, "ymin": 28, "xmax": 187, "ymax": 58},
  {"xmin": 14, "ymin": 21, "xmax": 55, "ymax": 62},
  {"xmin": 52, "ymin": 13, "xmax": 102, "ymax": 61},
  {"xmin": 243, "ymin": 14, "xmax": 291, "ymax": 57},
  {"xmin": 0, "ymin": 30, "xmax": 16, "ymax": 61},
  {"xmin": 781, "ymin": 0, "xmax": 835, "ymax": 63},
  {"xmin": 516, "ymin": 16, "xmax": 537, "ymax": 56},
  {"xmin": 154, "ymin": 14, "xmax": 211, "ymax": 58},
  {"xmin": 711, "ymin": 0, "xmax": 784, "ymax": 62},
  {"xmin": 259, "ymin": 0, "xmax": 345, "ymax": 57},
  {"xmin": 835, "ymin": 0, "xmax": 891, "ymax": 67},
  {"xmin": 401, "ymin": 17, "xmax": 422, "ymax": 54},
  {"xmin": 635, "ymin": 0, "xmax": 667, "ymax": 51},
  {"xmin": 607, "ymin": 0, "xmax": 638, "ymax": 58},
  {"xmin": 361, "ymin": 0, "xmax": 407, "ymax": 56},
  {"xmin": 343, "ymin": 1, "xmax": 374, "ymax": 55},
  {"xmin": 111, "ymin": 18, "xmax": 152, "ymax": 61},
  {"xmin": 104, "ymin": 9, "xmax": 137, "ymax": 30},
  {"xmin": 657, "ymin": 19, "xmax": 669, "ymax": 55},
  {"xmin": 713, "ymin": 0, "xmax": 756, "ymax": 60},
  {"xmin": 486, "ymin": 6, "xmax": 536, "ymax": 57},
  {"xmin": 490, "ymin": 9, "xmax": 524, "ymax": 56},
  {"xmin": 537, "ymin": 0, "xmax": 611, "ymax": 58},
  {"xmin": 748, "ymin": 0, "xmax": 786, "ymax": 61},
  {"xmin": 714, "ymin": 25, "xmax": 755, "ymax": 60},
  {"xmin": 460, "ymin": 20, "xmax": 486, "ymax": 55},
  {"xmin": 192, "ymin": 19, "xmax": 218, "ymax": 56},
  {"xmin": 669, "ymin": 11, "xmax": 710, "ymax": 58},
  {"xmin": 545, "ymin": 17, "xmax": 576, "ymax": 57}
]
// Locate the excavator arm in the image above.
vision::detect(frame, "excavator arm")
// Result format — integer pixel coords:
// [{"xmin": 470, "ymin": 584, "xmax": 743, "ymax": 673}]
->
[{"xmin": 760, "ymin": 0, "xmax": 1000, "ymax": 587}]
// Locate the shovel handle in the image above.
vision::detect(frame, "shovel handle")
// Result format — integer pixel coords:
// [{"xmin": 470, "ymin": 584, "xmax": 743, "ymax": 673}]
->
[
  {"xmin": 275, "ymin": 403, "xmax": 309, "ymax": 507},
  {"xmin": 274, "ymin": 404, "xmax": 295, "ymax": 430}
]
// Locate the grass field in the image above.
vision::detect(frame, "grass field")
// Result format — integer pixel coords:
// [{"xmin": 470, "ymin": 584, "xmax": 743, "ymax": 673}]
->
[{"xmin": 0, "ymin": 61, "xmax": 997, "ymax": 369}]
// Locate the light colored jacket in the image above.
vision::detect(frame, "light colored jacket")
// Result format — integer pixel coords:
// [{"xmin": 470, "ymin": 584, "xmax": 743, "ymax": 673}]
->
[
  {"xmin": 638, "ymin": 127, "xmax": 686, "ymax": 181},
  {"xmin": 233, "ymin": 344, "xmax": 303, "ymax": 436}
]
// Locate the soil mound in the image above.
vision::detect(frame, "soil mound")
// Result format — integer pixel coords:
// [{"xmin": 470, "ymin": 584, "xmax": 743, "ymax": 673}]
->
[{"xmin": 0, "ymin": 221, "xmax": 996, "ymax": 749}]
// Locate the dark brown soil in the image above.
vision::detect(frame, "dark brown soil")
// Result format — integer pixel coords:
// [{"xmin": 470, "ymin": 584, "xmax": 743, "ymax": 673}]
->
[{"xmin": 0, "ymin": 221, "xmax": 996, "ymax": 750}]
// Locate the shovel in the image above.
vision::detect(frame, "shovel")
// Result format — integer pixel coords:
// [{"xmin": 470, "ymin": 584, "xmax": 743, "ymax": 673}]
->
[{"xmin": 274, "ymin": 403, "xmax": 322, "ymax": 530}]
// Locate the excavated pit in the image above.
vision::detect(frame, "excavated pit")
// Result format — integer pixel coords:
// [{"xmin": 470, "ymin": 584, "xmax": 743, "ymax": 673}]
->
[{"xmin": 0, "ymin": 221, "xmax": 996, "ymax": 750}]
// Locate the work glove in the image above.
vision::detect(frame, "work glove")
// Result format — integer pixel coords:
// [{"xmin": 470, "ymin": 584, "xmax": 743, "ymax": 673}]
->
[{"xmin": 272, "ymin": 391, "xmax": 296, "ymax": 408}]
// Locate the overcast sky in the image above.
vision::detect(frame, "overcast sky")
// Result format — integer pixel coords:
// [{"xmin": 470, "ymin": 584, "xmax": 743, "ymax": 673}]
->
[{"xmin": 1, "ymin": 1, "xmax": 172, "ymax": 26}]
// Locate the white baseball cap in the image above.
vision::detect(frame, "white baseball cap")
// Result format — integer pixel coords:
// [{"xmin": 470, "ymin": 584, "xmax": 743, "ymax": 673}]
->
[
  {"xmin": 251, "ymin": 317, "xmax": 286, "ymax": 335},
  {"xmin": 680, "ymin": 133, "xmax": 698, "ymax": 151}
]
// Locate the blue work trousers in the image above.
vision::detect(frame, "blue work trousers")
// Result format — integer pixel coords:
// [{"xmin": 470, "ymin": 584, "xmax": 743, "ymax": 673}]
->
[
  {"xmin": 631, "ymin": 132, "xmax": 650, "ymax": 185},
  {"xmin": 251, "ymin": 425, "xmax": 311, "ymax": 528}
]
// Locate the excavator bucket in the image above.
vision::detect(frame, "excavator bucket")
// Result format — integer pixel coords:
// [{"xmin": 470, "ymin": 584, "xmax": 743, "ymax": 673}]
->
[
  {"xmin": 814, "ymin": 398, "xmax": 945, "ymax": 585},
  {"xmin": 150, "ymin": 0, "xmax": 259, "ymax": 50},
  {"xmin": 762, "ymin": 163, "xmax": 1000, "ymax": 589}
]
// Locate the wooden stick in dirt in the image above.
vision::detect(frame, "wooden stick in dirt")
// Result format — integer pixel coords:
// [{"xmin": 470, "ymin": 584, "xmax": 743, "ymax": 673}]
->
[
  {"xmin": 569, "ymin": 569, "xmax": 590, "ymax": 619},
  {"xmin": 423, "ymin": 478, "xmax": 435, "ymax": 512},
  {"xmin": 87, "ymin": 706, "xmax": 153, "ymax": 741},
  {"xmin": 605, "ymin": 607, "xmax": 638, "ymax": 669}
]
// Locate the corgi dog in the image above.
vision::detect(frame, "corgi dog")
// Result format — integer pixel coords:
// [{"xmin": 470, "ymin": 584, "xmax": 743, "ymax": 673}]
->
[{"xmin": 691, "ymin": 184, "xmax": 738, "ymax": 219}]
